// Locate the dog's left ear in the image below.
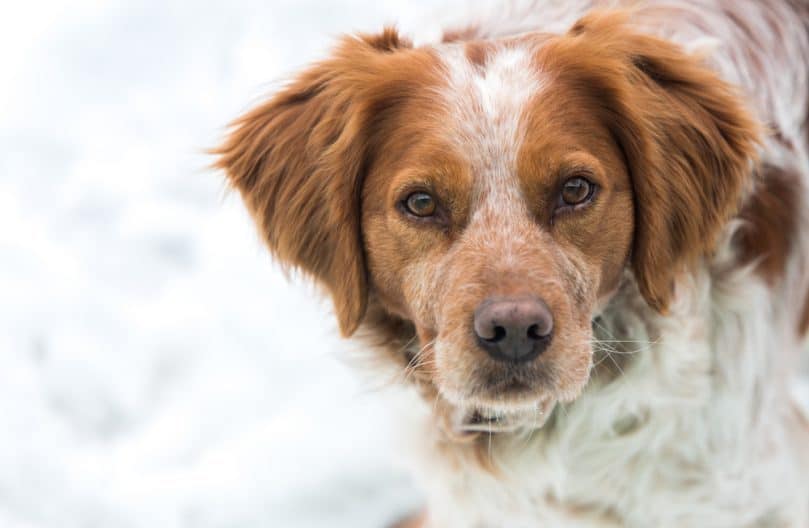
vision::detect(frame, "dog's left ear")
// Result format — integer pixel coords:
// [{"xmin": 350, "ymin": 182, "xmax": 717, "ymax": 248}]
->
[
  {"xmin": 566, "ymin": 12, "xmax": 761, "ymax": 312},
  {"xmin": 214, "ymin": 29, "xmax": 412, "ymax": 336}
]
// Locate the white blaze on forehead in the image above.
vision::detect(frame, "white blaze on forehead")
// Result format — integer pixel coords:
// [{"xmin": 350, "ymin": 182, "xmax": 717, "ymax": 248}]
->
[{"xmin": 438, "ymin": 42, "xmax": 544, "ymax": 210}]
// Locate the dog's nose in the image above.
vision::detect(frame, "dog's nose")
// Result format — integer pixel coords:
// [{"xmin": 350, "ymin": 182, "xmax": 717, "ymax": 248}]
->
[{"xmin": 473, "ymin": 296, "xmax": 553, "ymax": 363}]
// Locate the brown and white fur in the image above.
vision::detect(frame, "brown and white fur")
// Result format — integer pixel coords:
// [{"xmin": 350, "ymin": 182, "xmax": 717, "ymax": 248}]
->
[{"xmin": 215, "ymin": 1, "xmax": 809, "ymax": 526}]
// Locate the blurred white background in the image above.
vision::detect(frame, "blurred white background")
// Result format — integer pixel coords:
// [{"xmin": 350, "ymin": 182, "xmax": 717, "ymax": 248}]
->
[{"xmin": 0, "ymin": 1, "xmax": 458, "ymax": 526}]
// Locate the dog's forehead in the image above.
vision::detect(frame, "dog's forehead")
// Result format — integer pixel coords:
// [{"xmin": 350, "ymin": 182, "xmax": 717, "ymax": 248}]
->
[{"xmin": 435, "ymin": 40, "xmax": 546, "ymax": 212}]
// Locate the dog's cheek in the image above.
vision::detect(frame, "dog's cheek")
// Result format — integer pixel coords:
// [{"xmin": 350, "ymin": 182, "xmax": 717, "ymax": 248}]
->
[
  {"xmin": 361, "ymin": 206, "xmax": 417, "ymax": 319},
  {"xmin": 401, "ymin": 255, "xmax": 451, "ymax": 332},
  {"xmin": 403, "ymin": 249, "xmax": 488, "ymax": 397},
  {"xmin": 555, "ymin": 330, "xmax": 595, "ymax": 401},
  {"xmin": 368, "ymin": 266, "xmax": 409, "ymax": 320},
  {"xmin": 434, "ymin": 291, "xmax": 484, "ymax": 395}
]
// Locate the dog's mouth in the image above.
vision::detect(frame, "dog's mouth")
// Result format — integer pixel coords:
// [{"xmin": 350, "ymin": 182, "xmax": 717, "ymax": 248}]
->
[
  {"xmin": 453, "ymin": 399, "xmax": 557, "ymax": 434},
  {"xmin": 425, "ymin": 325, "xmax": 594, "ymax": 435}
]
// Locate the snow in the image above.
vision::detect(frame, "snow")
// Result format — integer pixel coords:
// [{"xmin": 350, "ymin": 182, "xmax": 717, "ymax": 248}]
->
[{"xmin": 0, "ymin": 1, "xmax": 445, "ymax": 526}]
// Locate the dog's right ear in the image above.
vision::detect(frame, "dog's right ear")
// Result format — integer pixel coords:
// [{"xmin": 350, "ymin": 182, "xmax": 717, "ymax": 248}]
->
[{"xmin": 214, "ymin": 29, "xmax": 412, "ymax": 336}]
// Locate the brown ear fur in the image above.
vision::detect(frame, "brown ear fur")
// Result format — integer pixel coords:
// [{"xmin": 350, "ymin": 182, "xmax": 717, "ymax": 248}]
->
[
  {"xmin": 557, "ymin": 12, "xmax": 761, "ymax": 311},
  {"xmin": 213, "ymin": 29, "xmax": 412, "ymax": 336}
]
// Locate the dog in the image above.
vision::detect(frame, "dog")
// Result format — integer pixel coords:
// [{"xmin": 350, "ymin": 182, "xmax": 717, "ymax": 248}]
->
[{"xmin": 215, "ymin": 1, "xmax": 809, "ymax": 526}]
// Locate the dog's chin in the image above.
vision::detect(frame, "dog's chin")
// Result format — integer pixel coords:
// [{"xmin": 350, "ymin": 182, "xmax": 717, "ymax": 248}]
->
[{"xmin": 450, "ymin": 397, "xmax": 558, "ymax": 434}]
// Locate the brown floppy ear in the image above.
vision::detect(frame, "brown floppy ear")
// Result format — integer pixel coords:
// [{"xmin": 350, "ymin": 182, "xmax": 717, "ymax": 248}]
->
[
  {"xmin": 214, "ymin": 29, "xmax": 411, "ymax": 336},
  {"xmin": 568, "ymin": 12, "xmax": 761, "ymax": 312}
]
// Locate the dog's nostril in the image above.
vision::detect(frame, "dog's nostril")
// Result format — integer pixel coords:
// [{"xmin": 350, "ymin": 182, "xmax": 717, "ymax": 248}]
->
[
  {"xmin": 486, "ymin": 326, "xmax": 507, "ymax": 343},
  {"xmin": 527, "ymin": 324, "xmax": 541, "ymax": 340}
]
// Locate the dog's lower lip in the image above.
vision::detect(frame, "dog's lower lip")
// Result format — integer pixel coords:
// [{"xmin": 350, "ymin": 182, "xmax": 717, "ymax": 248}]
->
[
  {"xmin": 455, "ymin": 399, "xmax": 557, "ymax": 434},
  {"xmin": 458, "ymin": 409, "xmax": 519, "ymax": 433},
  {"xmin": 469, "ymin": 410, "xmax": 499, "ymax": 425}
]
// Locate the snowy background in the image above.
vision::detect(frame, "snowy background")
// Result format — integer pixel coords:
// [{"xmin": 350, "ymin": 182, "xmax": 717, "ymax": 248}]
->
[{"xmin": 0, "ymin": 1, "xmax": 460, "ymax": 526}]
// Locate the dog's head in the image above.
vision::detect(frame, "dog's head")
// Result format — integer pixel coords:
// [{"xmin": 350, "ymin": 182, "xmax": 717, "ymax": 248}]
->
[{"xmin": 216, "ymin": 13, "xmax": 758, "ymax": 432}]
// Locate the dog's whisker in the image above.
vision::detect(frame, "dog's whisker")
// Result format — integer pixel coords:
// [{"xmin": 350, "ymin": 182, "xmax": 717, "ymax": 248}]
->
[{"xmin": 400, "ymin": 339, "xmax": 437, "ymax": 385}]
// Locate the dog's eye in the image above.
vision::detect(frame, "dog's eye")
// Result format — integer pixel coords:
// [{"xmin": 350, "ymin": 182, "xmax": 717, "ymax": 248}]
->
[
  {"xmin": 404, "ymin": 192, "xmax": 436, "ymax": 217},
  {"xmin": 560, "ymin": 176, "xmax": 595, "ymax": 206}
]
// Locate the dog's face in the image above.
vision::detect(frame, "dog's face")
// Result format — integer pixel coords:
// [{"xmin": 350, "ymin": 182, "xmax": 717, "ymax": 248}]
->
[
  {"xmin": 216, "ymin": 14, "xmax": 758, "ymax": 431},
  {"xmin": 360, "ymin": 43, "xmax": 634, "ymax": 421}
]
